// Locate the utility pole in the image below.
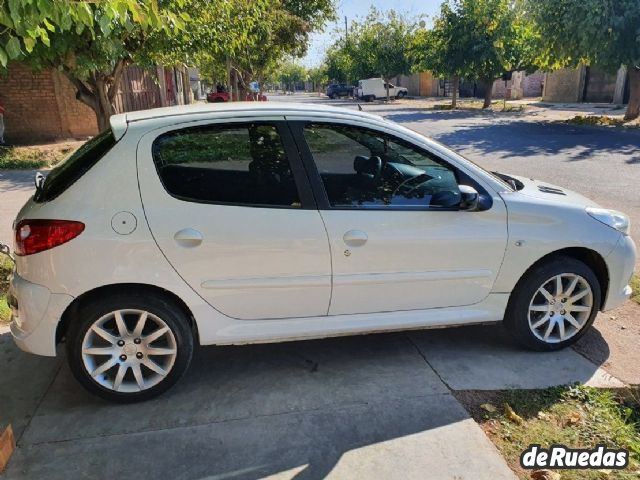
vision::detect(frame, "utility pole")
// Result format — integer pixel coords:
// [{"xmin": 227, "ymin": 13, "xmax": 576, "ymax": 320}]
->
[{"xmin": 344, "ymin": 16, "xmax": 348, "ymax": 43}]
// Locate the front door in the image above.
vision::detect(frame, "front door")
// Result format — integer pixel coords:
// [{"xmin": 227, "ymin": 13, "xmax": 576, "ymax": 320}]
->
[
  {"xmin": 137, "ymin": 119, "xmax": 331, "ymax": 320},
  {"xmin": 292, "ymin": 121, "xmax": 508, "ymax": 316}
]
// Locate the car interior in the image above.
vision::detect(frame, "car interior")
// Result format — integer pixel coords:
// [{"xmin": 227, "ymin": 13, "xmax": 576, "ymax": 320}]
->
[
  {"xmin": 154, "ymin": 124, "xmax": 301, "ymax": 207},
  {"xmin": 304, "ymin": 124, "xmax": 463, "ymax": 208}
]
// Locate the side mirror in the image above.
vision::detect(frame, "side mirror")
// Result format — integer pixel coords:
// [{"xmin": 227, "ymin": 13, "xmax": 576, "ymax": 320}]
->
[{"xmin": 459, "ymin": 185, "xmax": 479, "ymax": 211}]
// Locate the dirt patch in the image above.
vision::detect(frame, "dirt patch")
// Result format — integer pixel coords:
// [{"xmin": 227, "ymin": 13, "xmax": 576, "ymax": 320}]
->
[
  {"xmin": 574, "ymin": 301, "xmax": 640, "ymax": 385},
  {"xmin": 455, "ymin": 386, "xmax": 640, "ymax": 480}
]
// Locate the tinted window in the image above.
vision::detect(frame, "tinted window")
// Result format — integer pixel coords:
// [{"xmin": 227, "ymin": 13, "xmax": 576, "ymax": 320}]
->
[
  {"xmin": 35, "ymin": 130, "xmax": 116, "ymax": 202},
  {"xmin": 153, "ymin": 123, "xmax": 301, "ymax": 208},
  {"xmin": 303, "ymin": 123, "xmax": 461, "ymax": 209}
]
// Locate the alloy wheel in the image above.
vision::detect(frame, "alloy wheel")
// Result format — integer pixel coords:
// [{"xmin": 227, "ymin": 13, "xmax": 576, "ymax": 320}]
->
[
  {"xmin": 527, "ymin": 273, "xmax": 594, "ymax": 343},
  {"xmin": 81, "ymin": 309, "xmax": 178, "ymax": 393}
]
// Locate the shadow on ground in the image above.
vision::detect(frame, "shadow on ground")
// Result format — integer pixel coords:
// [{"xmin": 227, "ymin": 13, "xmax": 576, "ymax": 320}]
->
[
  {"xmin": 1, "ymin": 321, "xmax": 616, "ymax": 479},
  {"xmin": 381, "ymin": 109, "xmax": 640, "ymax": 163}
]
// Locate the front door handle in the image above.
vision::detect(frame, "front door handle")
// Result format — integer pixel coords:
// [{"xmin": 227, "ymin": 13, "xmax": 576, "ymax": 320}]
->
[
  {"xmin": 174, "ymin": 228, "xmax": 203, "ymax": 247},
  {"xmin": 343, "ymin": 230, "xmax": 368, "ymax": 247}
]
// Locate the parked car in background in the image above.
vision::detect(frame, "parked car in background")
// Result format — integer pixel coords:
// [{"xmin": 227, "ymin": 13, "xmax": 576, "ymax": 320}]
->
[
  {"xmin": 356, "ymin": 78, "xmax": 408, "ymax": 101},
  {"xmin": 206, "ymin": 90, "xmax": 229, "ymax": 103},
  {"xmin": 326, "ymin": 83, "xmax": 353, "ymax": 99},
  {"xmin": 7, "ymin": 103, "xmax": 636, "ymax": 402}
]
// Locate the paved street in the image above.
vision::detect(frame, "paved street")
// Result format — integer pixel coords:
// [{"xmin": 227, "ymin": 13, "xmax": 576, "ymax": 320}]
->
[{"xmin": 0, "ymin": 97, "xmax": 638, "ymax": 479}]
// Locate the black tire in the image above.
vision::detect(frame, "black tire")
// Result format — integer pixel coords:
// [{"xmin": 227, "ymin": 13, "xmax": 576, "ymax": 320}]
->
[
  {"xmin": 66, "ymin": 292, "xmax": 194, "ymax": 403},
  {"xmin": 330, "ymin": 93, "xmax": 338, "ymax": 99},
  {"xmin": 504, "ymin": 256, "xmax": 601, "ymax": 351},
  {"xmin": 396, "ymin": 91, "xmax": 406, "ymax": 99}
]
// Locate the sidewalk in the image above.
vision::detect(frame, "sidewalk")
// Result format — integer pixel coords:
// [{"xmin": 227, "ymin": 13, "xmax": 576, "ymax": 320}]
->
[{"xmin": 1, "ymin": 319, "xmax": 626, "ymax": 480}]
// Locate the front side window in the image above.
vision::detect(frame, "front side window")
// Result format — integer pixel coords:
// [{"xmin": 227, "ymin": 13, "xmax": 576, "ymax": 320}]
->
[
  {"xmin": 153, "ymin": 123, "xmax": 301, "ymax": 208},
  {"xmin": 303, "ymin": 123, "xmax": 461, "ymax": 209}
]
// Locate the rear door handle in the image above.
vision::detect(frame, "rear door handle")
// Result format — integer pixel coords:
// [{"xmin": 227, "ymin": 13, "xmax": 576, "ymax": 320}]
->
[
  {"xmin": 174, "ymin": 228, "xmax": 203, "ymax": 247},
  {"xmin": 343, "ymin": 230, "xmax": 368, "ymax": 247}
]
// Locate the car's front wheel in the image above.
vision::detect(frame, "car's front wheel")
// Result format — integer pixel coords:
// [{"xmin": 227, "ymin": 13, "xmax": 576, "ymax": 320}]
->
[
  {"xmin": 66, "ymin": 292, "xmax": 194, "ymax": 402},
  {"xmin": 504, "ymin": 256, "xmax": 601, "ymax": 351}
]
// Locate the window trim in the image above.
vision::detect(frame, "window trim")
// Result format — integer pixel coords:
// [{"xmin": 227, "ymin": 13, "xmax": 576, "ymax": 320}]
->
[
  {"xmin": 151, "ymin": 120, "xmax": 316, "ymax": 210},
  {"xmin": 289, "ymin": 120, "xmax": 492, "ymax": 212}
]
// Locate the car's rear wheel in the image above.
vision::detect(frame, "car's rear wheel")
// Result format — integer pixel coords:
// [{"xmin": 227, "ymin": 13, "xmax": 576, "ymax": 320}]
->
[
  {"xmin": 504, "ymin": 256, "xmax": 600, "ymax": 351},
  {"xmin": 66, "ymin": 293, "xmax": 194, "ymax": 402}
]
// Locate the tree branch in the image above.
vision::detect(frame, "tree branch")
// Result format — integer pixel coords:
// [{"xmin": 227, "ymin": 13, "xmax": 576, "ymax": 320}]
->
[
  {"xmin": 108, "ymin": 57, "xmax": 129, "ymax": 101},
  {"xmin": 62, "ymin": 71, "xmax": 98, "ymax": 112}
]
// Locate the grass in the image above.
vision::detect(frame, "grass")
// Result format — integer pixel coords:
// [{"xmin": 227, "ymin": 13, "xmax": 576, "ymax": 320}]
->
[
  {"xmin": 0, "ymin": 143, "xmax": 77, "ymax": 169},
  {"xmin": 631, "ymin": 274, "xmax": 640, "ymax": 305},
  {"xmin": 456, "ymin": 385, "xmax": 640, "ymax": 479},
  {"xmin": 0, "ymin": 255, "xmax": 12, "ymax": 324}
]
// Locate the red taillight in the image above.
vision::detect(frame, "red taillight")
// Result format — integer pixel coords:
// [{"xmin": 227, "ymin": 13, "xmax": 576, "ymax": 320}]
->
[{"xmin": 14, "ymin": 220, "xmax": 85, "ymax": 256}]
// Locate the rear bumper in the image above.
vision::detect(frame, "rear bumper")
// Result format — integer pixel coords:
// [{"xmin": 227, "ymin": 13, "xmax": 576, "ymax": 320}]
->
[
  {"xmin": 9, "ymin": 272, "xmax": 73, "ymax": 356},
  {"xmin": 602, "ymin": 234, "xmax": 637, "ymax": 311}
]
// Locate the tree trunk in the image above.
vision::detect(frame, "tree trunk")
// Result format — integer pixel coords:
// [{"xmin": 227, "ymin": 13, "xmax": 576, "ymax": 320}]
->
[
  {"xmin": 451, "ymin": 76, "xmax": 459, "ymax": 108},
  {"xmin": 624, "ymin": 67, "xmax": 640, "ymax": 121},
  {"xmin": 482, "ymin": 78, "xmax": 493, "ymax": 109},
  {"xmin": 65, "ymin": 59, "xmax": 126, "ymax": 132},
  {"xmin": 386, "ymin": 79, "xmax": 390, "ymax": 102}
]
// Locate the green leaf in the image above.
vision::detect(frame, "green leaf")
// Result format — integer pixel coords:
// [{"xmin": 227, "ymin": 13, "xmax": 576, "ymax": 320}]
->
[
  {"xmin": 23, "ymin": 36, "xmax": 36, "ymax": 53},
  {"xmin": 0, "ymin": 7, "xmax": 14, "ymax": 28},
  {"xmin": 0, "ymin": 46, "xmax": 8, "ymax": 68},
  {"xmin": 5, "ymin": 36, "xmax": 22, "ymax": 59},
  {"xmin": 99, "ymin": 14, "xmax": 112, "ymax": 35},
  {"xmin": 39, "ymin": 29, "xmax": 50, "ymax": 47},
  {"xmin": 43, "ymin": 18, "xmax": 56, "ymax": 32}
]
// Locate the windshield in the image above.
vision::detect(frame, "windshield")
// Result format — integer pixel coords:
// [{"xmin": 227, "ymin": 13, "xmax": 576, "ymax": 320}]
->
[{"xmin": 35, "ymin": 130, "xmax": 116, "ymax": 202}]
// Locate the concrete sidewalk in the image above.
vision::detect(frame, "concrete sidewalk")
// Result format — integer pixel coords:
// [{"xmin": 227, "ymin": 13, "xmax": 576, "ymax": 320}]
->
[{"xmin": 0, "ymin": 322, "xmax": 622, "ymax": 479}]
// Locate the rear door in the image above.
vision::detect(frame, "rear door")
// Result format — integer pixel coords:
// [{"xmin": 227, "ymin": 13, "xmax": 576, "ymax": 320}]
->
[{"xmin": 137, "ymin": 117, "xmax": 331, "ymax": 320}]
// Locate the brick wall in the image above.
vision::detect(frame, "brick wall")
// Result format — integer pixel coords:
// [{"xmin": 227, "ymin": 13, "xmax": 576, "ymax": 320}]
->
[
  {"xmin": 0, "ymin": 63, "xmax": 98, "ymax": 143},
  {"xmin": 522, "ymin": 72, "xmax": 545, "ymax": 98}
]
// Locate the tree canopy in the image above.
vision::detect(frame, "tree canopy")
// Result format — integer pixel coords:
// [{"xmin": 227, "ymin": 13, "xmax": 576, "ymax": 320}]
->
[
  {"xmin": 324, "ymin": 8, "xmax": 415, "ymax": 99},
  {"xmin": 524, "ymin": 0, "xmax": 640, "ymax": 119},
  {"xmin": 0, "ymin": 0, "xmax": 335, "ymax": 128},
  {"xmin": 410, "ymin": 0, "xmax": 535, "ymax": 107}
]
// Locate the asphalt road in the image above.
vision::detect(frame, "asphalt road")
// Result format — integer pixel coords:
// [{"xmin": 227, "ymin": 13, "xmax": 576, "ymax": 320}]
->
[{"xmin": 274, "ymin": 94, "xmax": 640, "ymax": 252}]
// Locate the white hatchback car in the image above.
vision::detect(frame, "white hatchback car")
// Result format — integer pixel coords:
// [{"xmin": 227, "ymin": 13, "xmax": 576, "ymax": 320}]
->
[{"xmin": 7, "ymin": 103, "xmax": 636, "ymax": 402}]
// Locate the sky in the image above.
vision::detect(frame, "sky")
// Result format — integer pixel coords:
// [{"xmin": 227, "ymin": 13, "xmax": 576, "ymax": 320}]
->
[{"xmin": 301, "ymin": 0, "xmax": 443, "ymax": 67}]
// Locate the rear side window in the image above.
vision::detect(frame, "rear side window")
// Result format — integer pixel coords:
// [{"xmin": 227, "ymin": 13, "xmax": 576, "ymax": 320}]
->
[
  {"xmin": 35, "ymin": 130, "xmax": 116, "ymax": 202},
  {"xmin": 152, "ymin": 123, "xmax": 301, "ymax": 208}
]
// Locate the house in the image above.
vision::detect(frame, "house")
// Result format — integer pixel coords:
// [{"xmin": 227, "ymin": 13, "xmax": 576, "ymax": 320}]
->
[{"xmin": 0, "ymin": 63, "xmax": 194, "ymax": 144}]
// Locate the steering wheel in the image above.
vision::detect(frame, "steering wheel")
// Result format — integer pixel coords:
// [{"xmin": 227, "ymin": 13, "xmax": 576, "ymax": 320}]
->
[{"xmin": 391, "ymin": 173, "xmax": 432, "ymax": 198}]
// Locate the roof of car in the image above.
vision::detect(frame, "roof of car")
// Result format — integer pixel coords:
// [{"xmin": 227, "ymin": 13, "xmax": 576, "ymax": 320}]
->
[{"xmin": 109, "ymin": 102, "xmax": 384, "ymax": 140}]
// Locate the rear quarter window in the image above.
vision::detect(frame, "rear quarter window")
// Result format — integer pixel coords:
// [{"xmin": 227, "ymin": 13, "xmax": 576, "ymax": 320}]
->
[{"xmin": 35, "ymin": 130, "xmax": 116, "ymax": 203}]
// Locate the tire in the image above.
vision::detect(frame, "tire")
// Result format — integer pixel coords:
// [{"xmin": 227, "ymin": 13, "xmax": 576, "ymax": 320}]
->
[
  {"xmin": 504, "ymin": 256, "xmax": 601, "ymax": 351},
  {"xmin": 330, "ymin": 93, "xmax": 338, "ymax": 99},
  {"xmin": 396, "ymin": 91, "xmax": 406, "ymax": 99},
  {"xmin": 66, "ymin": 292, "xmax": 194, "ymax": 403}
]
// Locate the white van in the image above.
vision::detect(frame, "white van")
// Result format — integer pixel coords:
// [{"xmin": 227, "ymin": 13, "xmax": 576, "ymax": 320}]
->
[{"xmin": 356, "ymin": 78, "xmax": 408, "ymax": 101}]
